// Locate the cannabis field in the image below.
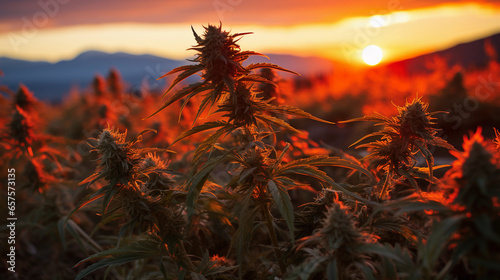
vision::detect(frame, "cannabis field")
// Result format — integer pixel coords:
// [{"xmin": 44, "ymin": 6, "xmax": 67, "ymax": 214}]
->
[{"xmin": 1, "ymin": 24, "xmax": 500, "ymax": 280}]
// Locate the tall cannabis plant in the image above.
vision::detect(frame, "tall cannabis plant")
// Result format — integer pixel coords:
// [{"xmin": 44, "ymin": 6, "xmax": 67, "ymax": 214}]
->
[{"xmin": 145, "ymin": 23, "xmax": 375, "ymax": 277}]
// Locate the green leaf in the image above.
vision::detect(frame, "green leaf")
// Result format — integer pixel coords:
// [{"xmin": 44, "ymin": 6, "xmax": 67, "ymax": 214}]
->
[
  {"xmin": 186, "ymin": 155, "xmax": 227, "ymax": 218},
  {"xmin": 146, "ymin": 82, "xmax": 206, "ymax": 119},
  {"xmin": 57, "ymin": 217, "xmax": 67, "ymax": 250},
  {"xmin": 266, "ymin": 104, "xmax": 334, "ymax": 124},
  {"xmin": 255, "ymin": 114, "xmax": 301, "ymax": 134},
  {"xmin": 391, "ymin": 199, "xmax": 449, "ymax": 216},
  {"xmin": 288, "ymin": 253, "xmax": 327, "ymax": 280},
  {"xmin": 77, "ymin": 172, "xmax": 101, "ymax": 187},
  {"xmin": 359, "ymin": 264, "xmax": 376, "ymax": 280},
  {"xmin": 428, "ymin": 136, "xmax": 456, "ymax": 151},
  {"xmin": 130, "ymin": 128, "xmax": 158, "ymax": 145},
  {"xmin": 420, "ymin": 216, "xmax": 462, "ymax": 268},
  {"xmin": 191, "ymin": 125, "xmax": 234, "ymax": 165},
  {"xmin": 171, "ymin": 121, "xmax": 229, "ymax": 147},
  {"xmin": 348, "ymin": 131, "xmax": 385, "ymax": 148},
  {"xmin": 235, "ymin": 50, "xmax": 267, "ymax": 61},
  {"xmin": 157, "ymin": 64, "xmax": 200, "ymax": 80},
  {"xmin": 239, "ymin": 74, "xmax": 277, "ymax": 87},
  {"xmin": 268, "ymin": 180, "xmax": 295, "ymax": 240},
  {"xmin": 414, "ymin": 141, "xmax": 433, "ymax": 181},
  {"xmin": 273, "ymin": 143, "xmax": 290, "ymax": 169},
  {"xmin": 399, "ymin": 168, "xmax": 420, "ymax": 193},
  {"xmin": 278, "ymin": 164, "xmax": 372, "ymax": 205},
  {"xmin": 278, "ymin": 155, "xmax": 374, "ymax": 183},
  {"xmin": 238, "ymin": 167, "xmax": 257, "ymax": 184},
  {"xmin": 74, "ymin": 238, "xmax": 162, "ymax": 280},
  {"xmin": 338, "ymin": 112, "xmax": 392, "ymax": 124},
  {"xmin": 161, "ymin": 65, "xmax": 204, "ymax": 94},
  {"xmin": 229, "ymin": 191, "xmax": 258, "ymax": 272},
  {"xmin": 59, "ymin": 217, "xmax": 101, "ymax": 252},
  {"xmin": 245, "ymin": 63, "xmax": 299, "ymax": 75},
  {"xmin": 356, "ymin": 243, "xmax": 404, "ymax": 263},
  {"xmin": 223, "ymin": 76, "xmax": 236, "ymax": 94},
  {"xmin": 192, "ymin": 85, "xmax": 224, "ymax": 123},
  {"xmin": 65, "ymin": 191, "xmax": 105, "ymax": 224}
]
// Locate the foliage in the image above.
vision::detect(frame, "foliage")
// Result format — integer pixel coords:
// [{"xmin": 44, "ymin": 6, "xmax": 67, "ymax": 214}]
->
[{"xmin": 1, "ymin": 23, "xmax": 499, "ymax": 280}]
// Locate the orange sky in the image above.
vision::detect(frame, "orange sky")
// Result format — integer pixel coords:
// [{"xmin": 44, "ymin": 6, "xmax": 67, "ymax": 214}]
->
[{"xmin": 0, "ymin": 0, "xmax": 499, "ymax": 65}]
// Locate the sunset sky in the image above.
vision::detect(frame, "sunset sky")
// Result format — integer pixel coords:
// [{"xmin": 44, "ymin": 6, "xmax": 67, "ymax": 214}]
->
[{"xmin": 1, "ymin": 0, "xmax": 500, "ymax": 65}]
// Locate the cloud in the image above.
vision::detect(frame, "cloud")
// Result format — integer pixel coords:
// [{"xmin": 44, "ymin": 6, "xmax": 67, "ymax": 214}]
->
[{"xmin": 2, "ymin": 0, "xmax": 498, "ymax": 33}]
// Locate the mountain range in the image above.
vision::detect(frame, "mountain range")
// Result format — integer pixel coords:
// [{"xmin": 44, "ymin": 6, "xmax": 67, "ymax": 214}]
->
[
  {"xmin": 1, "ymin": 32, "xmax": 499, "ymax": 101},
  {"xmin": 0, "ymin": 51, "xmax": 334, "ymax": 101},
  {"xmin": 385, "ymin": 32, "xmax": 500, "ymax": 75}
]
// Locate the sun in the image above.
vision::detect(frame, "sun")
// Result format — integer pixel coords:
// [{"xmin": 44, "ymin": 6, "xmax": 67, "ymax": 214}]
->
[{"xmin": 362, "ymin": 45, "xmax": 383, "ymax": 66}]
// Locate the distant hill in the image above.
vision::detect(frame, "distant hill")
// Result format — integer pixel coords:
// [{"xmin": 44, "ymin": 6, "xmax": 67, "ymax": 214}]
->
[
  {"xmin": 2, "ymin": 31, "xmax": 499, "ymax": 100},
  {"xmin": 0, "ymin": 51, "xmax": 186, "ymax": 101},
  {"xmin": 385, "ymin": 32, "xmax": 500, "ymax": 75},
  {"xmin": 0, "ymin": 51, "xmax": 334, "ymax": 101}
]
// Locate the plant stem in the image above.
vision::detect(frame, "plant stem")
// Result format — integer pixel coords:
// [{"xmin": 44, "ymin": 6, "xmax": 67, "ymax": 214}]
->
[
  {"xmin": 379, "ymin": 172, "xmax": 392, "ymax": 200},
  {"xmin": 262, "ymin": 204, "xmax": 287, "ymax": 276}
]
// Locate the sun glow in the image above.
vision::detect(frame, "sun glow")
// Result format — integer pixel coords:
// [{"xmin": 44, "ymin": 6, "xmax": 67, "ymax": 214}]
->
[{"xmin": 362, "ymin": 45, "xmax": 383, "ymax": 66}]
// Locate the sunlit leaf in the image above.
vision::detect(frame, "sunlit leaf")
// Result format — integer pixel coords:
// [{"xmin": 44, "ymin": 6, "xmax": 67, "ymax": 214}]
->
[
  {"xmin": 245, "ymin": 63, "xmax": 299, "ymax": 75},
  {"xmin": 171, "ymin": 121, "xmax": 230, "ymax": 146}
]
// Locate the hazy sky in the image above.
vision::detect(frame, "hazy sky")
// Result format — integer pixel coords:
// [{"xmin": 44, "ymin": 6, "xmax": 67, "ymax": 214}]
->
[{"xmin": 0, "ymin": 0, "xmax": 499, "ymax": 64}]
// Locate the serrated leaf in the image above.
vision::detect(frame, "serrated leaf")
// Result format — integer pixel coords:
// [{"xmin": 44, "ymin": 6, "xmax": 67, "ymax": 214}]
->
[
  {"xmin": 348, "ymin": 131, "xmax": 385, "ymax": 148},
  {"xmin": 255, "ymin": 114, "xmax": 301, "ymax": 134},
  {"xmin": 235, "ymin": 50, "xmax": 267, "ymax": 61},
  {"xmin": 146, "ymin": 82, "xmax": 206, "ymax": 119},
  {"xmin": 278, "ymin": 164, "xmax": 372, "ymax": 205},
  {"xmin": 186, "ymin": 155, "xmax": 227, "ymax": 218},
  {"xmin": 339, "ymin": 112, "xmax": 392, "ymax": 125},
  {"xmin": 65, "ymin": 191, "xmax": 105, "ymax": 224},
  {"xmin": 229, "ymin": 192, "xmax": 257, "ymax": 272},
  {"xmin": 356, "ymin": 244, "xmax": 404, "ymax": 263},
  {"xmin": 420, "ymin": 216, "xmax": 462, "ymax": 267},
  {"xmin": 268, "ymin": 180, "xmax": 295, "ymax": 240},
  {"xmin": 130, "ymin": 128, "xmax": 158, "ymax": 144},
  {"xmin": 429, "ymin": 136, "xmax": 456, "ymax": 151},
  {"xmin": 239, "ymin": 74, "xmax": 277, "ymax": 87},
  {"xmin": 273, "ymin": 143, "xmax": 290, "ymax": 169},
  {"xmin": 278, "ymin": 155, "xmax": 374, "ymax": 182},
  {"xmin": 192, "ymin": 85, "xmax": 224, "ymax": 123},
  {"xmin": 160, "ymin": 65, "xmax": 203, "ymax": 94},
  {"xmin": 245, "ymin": 63, "xmax": 299, "ymax": 75},
  {"xmin": 266, "ymin": 104, "xmax": 334, "ymax": 124},
  {"xmin": 75, "ymin": 239, "xmax": 162, "ymax": 280},
  {"xmin": 238, "ymin": 167, "xmax": 257, "ymax": 184},
  {"xmin": 191, "ymin": 125, "xmax": 234, "ymax": 165},
  {"xmin": 223, "ymin": 76, "xmax": 236, "ymax": 94},
  {"xmin": 157, "ymin": 64, "xmax": 200, "ymax": 80},
  {"xmin": 288, "ymin": 254, "xmax": 327, "ymax": 280},
  {"xmin": 171, "ymin": 121, "xmax": 229, "ymax": 147}
]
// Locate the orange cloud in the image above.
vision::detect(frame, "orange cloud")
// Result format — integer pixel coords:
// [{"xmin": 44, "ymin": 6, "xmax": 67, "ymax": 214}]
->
[{"xmin": 2, "ymin": 0, "xmax": 499, "ymax": 33}]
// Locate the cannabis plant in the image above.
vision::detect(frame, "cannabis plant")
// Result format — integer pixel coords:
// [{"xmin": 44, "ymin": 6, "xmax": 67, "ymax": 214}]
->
[
  {"xmin": 141, "ymin": 23, "xmax": 376, "ymax": 278},
  {"xmin": 342, "ymin": 97, "xmax": 454, "ymax": 199},
  {"xmin": 440, "ymin": 128, "xmax": 500, "ymax": 278}
]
